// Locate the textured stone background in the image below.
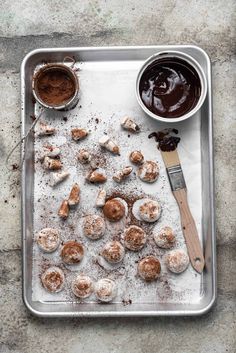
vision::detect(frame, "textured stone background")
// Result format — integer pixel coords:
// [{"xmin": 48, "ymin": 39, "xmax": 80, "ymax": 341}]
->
[{"xmin": 0, "ymin": 1, "xmax": 235, "ymax": 352}]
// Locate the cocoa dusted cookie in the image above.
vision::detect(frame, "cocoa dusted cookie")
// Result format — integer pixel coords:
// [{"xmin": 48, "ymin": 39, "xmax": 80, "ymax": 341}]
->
[
  {"xmin": 154, "ymin": 226, "xmax": 176, "ymax": 249},
  {"xmin": 138, "ymin": 256, "xmax": 161, "ymax": 281},
  {"xmin": 137, "ymin": 160, "xmax": 159, "ymax": 183},
  {"xmin": 36, "ymin": 228, "xmax": 60, "ymax": 253},
  {"xmin": 103, "ymin": 198, "xmax": 126, "ymax": 222},
  {"xmin": 166, "ymin": 249, "xmax": 189, "ymax": 274},
  {"xmin": 61, "ymin": 240, "xmax": 84, "ymax": 265},
  {"xmin": 41, "ymin": 267, "xmax": 65, "ymax": 293},
  {"xmin": 83, "ymin": 215, "xmax": 106, "ymax": 240},
  {"xmin": 123, "ymin": 225, "xmax": 147, "ymax": 251},
  {"xmin": 94, "ymin": 278, "xmax": 117, "ymax": 302},
  {"xmin": 138, "ymin": 199, "xmax": 161, "ymax": 223},
  {"xmin": 72, "ymin": 275, "xmax": 94, "ymax": 299},
  {"xmin": 101, "ymin": 241, "xmax": 125, "ymax": 264}
]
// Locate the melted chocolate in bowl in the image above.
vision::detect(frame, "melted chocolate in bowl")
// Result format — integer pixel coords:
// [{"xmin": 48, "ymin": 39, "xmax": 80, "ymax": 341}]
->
[{"xmin": 139, "ymin": 58, "xmax": 201, "ymax": 119}]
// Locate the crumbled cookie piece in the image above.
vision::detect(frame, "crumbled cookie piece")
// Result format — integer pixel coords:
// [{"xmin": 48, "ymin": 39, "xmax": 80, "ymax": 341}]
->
[
  {"xmin": 68, "ymin": 183, "xmax": 80, "ymax": 206},
  {"xmin": 58, "ymin": 200, "xmax": 69, "ymax": 219},
  {"xmin": 43, "ymin": 156, "xmax": 62, "ymax": 170},
  {"xmin": 121, "ymin": 116, "xmax": 140, "ymax": 133},
  {"xmin": 129, "ymin": 150, "xmax": 144, "ymax": 165},
  {"xmin": 96, "ymin": 189, "xmax": 106, "ymax": 207},
  {"xmin": 37, "ymin": 121, "xmax": 56, "ymax": 136},
  {"xmin": 42, "ymin": 144, "xmax": 60, "ymax": 159},
  {"xmin": 113, "ymin": 166, "xmax": 133, "ymax": 183},
  {"xmin": 71, "ymin": 128, "xmax": 88, "ymax": 141},
  {"xmin": 86, "ymin": 169, "xmax": 107, "ymax": 183},
  {"xmin": 78, "ymin": 149, "xmax": 91, "ymax": 164},
  {"xmin": 50, "ymin": 171, "xmax": 70, "ymax": 187},
  {"xmin": 99, "ymin": 135, "xmax": 120, "ymax": 155}
]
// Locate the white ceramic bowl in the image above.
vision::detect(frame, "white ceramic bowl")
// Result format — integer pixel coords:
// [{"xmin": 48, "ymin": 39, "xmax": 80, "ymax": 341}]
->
[{"xmin": 136, "ymin": 51, "xmax": 207, "ymax": 123}]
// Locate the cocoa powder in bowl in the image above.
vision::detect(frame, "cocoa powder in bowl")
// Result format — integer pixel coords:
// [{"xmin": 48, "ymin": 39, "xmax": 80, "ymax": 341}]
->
[{"xmin": 34, "ymin": 65, "xmax": 77, "ymax": 107}]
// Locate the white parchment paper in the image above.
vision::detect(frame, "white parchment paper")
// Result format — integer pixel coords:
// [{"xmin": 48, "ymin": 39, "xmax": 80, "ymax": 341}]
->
[{"xmin": 32, "ymin": 60, "xmax": 203, "ymax": 305}]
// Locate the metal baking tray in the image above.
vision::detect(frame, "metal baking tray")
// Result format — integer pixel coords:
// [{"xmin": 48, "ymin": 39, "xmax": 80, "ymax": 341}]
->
[{"xmin": 21, "ymin": 45, "xmax": 216, "ymax": 317}]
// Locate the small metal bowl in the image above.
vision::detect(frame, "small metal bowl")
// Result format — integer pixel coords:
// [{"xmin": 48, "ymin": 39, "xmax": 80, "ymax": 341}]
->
[
  {"xmin": 32, "ymin": 63, "xmax": 79, "ymax": 111},
  {"xmin": 135, "ymin": 51, "xmax": 207, "ymax": 123}
]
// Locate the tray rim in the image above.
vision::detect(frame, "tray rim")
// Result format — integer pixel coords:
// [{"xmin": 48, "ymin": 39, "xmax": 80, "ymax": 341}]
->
[{"xmin": 21, "ymin": 45, "xmax": 216, "ymax": 317}]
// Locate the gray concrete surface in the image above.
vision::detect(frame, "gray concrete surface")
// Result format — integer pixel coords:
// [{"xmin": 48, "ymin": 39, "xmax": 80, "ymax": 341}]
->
[{"xmin": 0, "ymin": 0, "xmax": 235, "ymax": 352}]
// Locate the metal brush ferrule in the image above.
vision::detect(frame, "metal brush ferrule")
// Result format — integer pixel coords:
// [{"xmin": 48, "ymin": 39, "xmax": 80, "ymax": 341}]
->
[{"xmin": 166, "ymin": 165, "xmax": 186, "ymax": 191}]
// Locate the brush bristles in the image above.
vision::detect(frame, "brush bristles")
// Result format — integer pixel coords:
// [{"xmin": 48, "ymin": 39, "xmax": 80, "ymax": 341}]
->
[{"xmin": 161, "ymin": 150, "xmax": 180, "ymax": 168}]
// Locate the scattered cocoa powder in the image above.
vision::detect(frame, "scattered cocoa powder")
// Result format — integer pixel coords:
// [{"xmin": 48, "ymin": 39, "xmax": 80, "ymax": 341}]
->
[
  {"xmin": 12, "ymin": 164, "xmax": 18, "ymax": 171},
  {"xmin": 122, "ymin": 298, "xmax": 132, "ymax": 306}
]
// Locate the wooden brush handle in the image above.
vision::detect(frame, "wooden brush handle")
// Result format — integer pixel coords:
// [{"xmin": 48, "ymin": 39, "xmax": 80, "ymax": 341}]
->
[{"xmin": 173, "ymin": 188, "xmax": 205, "ymax": 273}]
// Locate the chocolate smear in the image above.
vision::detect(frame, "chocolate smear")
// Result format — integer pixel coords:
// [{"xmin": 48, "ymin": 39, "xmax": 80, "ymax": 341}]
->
[{"xmin": 148, "ymin": 128, "xmax": 180, "ymax": 151}]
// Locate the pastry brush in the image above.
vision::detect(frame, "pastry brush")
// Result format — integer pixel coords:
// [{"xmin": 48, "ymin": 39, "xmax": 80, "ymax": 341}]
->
[{"xmin": 149, "ymin": 130, "xmax": 205, "ymax": 273}]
